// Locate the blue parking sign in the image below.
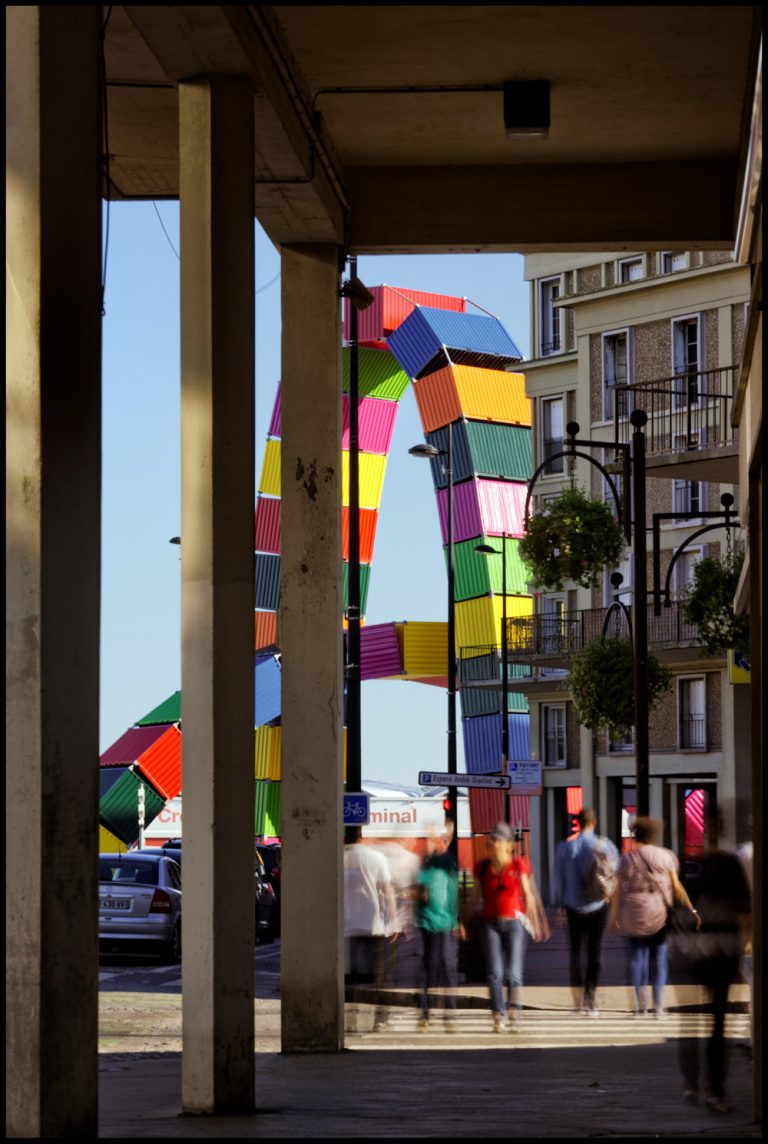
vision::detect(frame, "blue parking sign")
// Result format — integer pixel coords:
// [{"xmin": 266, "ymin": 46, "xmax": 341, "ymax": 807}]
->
[{"xmin": 343, "ymin": 793, "xmax": 370, "ymax": 826}]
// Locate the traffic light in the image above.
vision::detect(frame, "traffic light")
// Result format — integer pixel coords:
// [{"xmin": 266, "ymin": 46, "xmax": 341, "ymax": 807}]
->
[{"xmin": 442, "ymin": 798, "xmax": 451, "ymax": 813}]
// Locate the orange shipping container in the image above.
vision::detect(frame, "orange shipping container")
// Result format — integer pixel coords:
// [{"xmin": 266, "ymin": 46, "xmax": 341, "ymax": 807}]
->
[
  {"xmin": 413, "ymin": 365, "xmax": 531, "ymax": 433},
  {"xmin": 342, "ymin": 506, "xmax": 378, "ymax": 564},
  {"xmin": 255, "ymin": 610, "xmax": 278, "ymax": 650}
]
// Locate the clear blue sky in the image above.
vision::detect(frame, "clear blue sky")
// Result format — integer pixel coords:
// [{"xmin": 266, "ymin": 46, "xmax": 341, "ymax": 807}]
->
[{"xmin": 101, "ymin": 202, "xmax": 530, "ymax": 787}]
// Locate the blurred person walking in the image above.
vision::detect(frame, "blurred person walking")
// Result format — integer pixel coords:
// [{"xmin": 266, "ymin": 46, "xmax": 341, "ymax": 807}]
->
[
  {"xmin": 609, "ymin": 816, "xmax": 697, "ymax": 1018},
  {"xmin": 344, "ymin": 826, "xmax": 397, "ymax": 1032},
  {"xmin": 473, "ymin": 821, "xmax": 548, "ymax": 1033},
  {"xmin": 674, "ymin": 826, "xmax": 752, "ymax": 1113},
  {"xmin": 553, "ymin": 807, "xmax": 619, "ymax": 1016},
  {"xmin": 415, "ymin": 823, "xmax": 464, "ymax": 1032}
]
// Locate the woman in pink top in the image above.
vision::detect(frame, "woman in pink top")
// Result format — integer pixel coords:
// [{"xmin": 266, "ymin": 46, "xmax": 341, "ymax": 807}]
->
[{"xmin": 609, "ymin": 817, "xmax": 698, "ymax": 1017}]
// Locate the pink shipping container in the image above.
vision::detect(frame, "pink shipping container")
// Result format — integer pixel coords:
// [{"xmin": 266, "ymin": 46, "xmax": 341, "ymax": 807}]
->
[
  {"xmin": 100, "ymin": 724, "xmax": 173, "ymax": 767},
  {"xmin": 267, "ymin": 384, "xmax": 281, "ymax": 437},
  {"xmin": 360, "ymin": 623, "xmax": 403, "ymax": 680},
  {"xmin": 344, "ymin": 285, "xmax": 466, "ymax": 343},
  {"xmin": 436, "ymin": 478, "xmax": 527, "ymax": 544},
  {"xmin": 342, "ymin": 395, "xmax": 398, "ymax": 455},
  {"xmin": 413, "ymin": 365, "xmax": 531, "ymax": 434},
  {"xmin": 468, "ymin": 789, "xmax": 531, "ymax": 833},
  {"xmin": 255, "ymin": 496, "xmax": 281, "ymax": 554}
]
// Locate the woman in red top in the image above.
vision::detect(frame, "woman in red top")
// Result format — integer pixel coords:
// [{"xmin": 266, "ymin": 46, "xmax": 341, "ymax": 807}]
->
[{"xmin": 474, "ymin": 822, "xmax": 547, "ymax": 1032}]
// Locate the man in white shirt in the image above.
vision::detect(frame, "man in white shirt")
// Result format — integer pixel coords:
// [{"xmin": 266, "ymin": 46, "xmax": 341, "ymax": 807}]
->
[{"xmin": 344, "ymin": 827, "xmax": 397, "ymax": 1031}]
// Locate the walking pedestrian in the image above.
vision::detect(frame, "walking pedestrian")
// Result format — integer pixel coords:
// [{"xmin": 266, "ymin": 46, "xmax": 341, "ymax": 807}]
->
[
  {"xmin": 344, "ymin": 826, "xmax": 397, "ymax": 1032},
  {"xmin": 414, "ymin": 823, "xmax": 464, "ymax": 1032},
  {"xmin": 473, "ymin": 821, "xmax": 548, "ymax": 1033},
  {"xmin": 674, "ymin": 826, "xmax": 752, "ymax": 1112},
  {"xmin": 609, "ymin": 816, "xmax": 698, "ymax": 1018},
  {"xmin": 553, "ymin": 807, "xmax": 619, "ymax": 1016}
]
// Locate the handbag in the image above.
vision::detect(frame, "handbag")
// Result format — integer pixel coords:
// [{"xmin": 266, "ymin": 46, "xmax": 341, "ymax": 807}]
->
[{"xmin": 666, "ymin": 901, "xmax": 699, "ymax": 934}]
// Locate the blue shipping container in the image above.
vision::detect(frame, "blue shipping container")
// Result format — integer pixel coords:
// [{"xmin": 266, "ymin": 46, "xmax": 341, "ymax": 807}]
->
[
  {"xmin": 388, "ymin": 307, "xmax": 523, "ymax": 381},
  {"xmin": 255, "ymin": 653, "xmax": 281, "ymax": 726}
]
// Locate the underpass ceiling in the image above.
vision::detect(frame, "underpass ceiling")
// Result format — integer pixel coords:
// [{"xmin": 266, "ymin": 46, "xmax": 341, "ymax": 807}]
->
[{"xmin": 105, "ymin": 4, "xmax": 761, "ymax": 252}]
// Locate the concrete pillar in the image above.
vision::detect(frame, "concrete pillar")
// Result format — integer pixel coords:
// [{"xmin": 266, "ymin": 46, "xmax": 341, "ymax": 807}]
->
[
  {"xmin": 178, "ymin": 76, "xmax": 255, "ymax": 1114},
  {"xmin": 280, "ymin": 244, "xmax": 344, "ymax": 1052},
  {"xmin": 6, "ymin": 7, "xmax": 102, "ymax": 1136}
]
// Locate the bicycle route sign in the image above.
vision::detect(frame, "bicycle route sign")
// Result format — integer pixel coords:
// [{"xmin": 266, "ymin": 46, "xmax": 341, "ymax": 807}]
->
[
  {"xmin": 343, "ymin": 792, "xmax": 370, "ymax": 825},
  {"xmin": 418, "ymin": 771, "xmax": 512, "ymax": 790}
]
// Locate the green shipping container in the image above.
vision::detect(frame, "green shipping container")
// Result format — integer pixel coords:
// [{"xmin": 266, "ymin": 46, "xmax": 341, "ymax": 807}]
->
[
  {"xmin": 465, "ymin": 421, "xmax": 531, "ymax": 482},
  {"xmin": 136, "ymin": 690, "xmax": 181, "ymax": 726},
  {"xmin": 342, "ymin": 347, "xmax": 410, "ymax": 401},
  {"xmin": 460, "ymin": 684, "xmax": 529, "ymax": 719},
  {"xmin": 450, "ymin": 536, "xmax": 529, "ymax": 602},
  {"xmin": 255, "ymin": 779, "xmax": 281, "ymax": 837},
  {"xmin": 99, "ymin": 767, "xmax": 166, "ymax": 846},
  {"xmin": 343, "ymin": 562, "xmax": 372, "ymax": 617}
]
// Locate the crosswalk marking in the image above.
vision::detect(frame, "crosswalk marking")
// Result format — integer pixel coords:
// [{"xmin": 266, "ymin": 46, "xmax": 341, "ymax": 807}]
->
[{"xmin": 345, "ymin": 1008, "xmax": 751, "ymax": 1048}]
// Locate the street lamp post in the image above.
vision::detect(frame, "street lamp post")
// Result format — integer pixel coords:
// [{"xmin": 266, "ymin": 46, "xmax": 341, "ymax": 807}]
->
[
  {"xmin": 409, "ymin": 425, "xmax": 458, "ymax": 859},
  {"xmin": 475, "ymin": 535, "xmax": 510, "ymax": 824}
]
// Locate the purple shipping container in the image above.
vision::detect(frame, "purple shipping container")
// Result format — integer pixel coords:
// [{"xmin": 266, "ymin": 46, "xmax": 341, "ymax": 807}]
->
[
  {"xmin": 360, "ymin": 622, "xmax": 403, "ymax": 680},
  {"xmin": 436, "ymin": 478, "xmax": 527, "ymax": 544},
  {"xmin": 342, "ymin": 396, "xmax": 398, "ymax": 455},
  {"xmin": 267, "ymin": 384, "xmax": 281, "ymax": 438},
  {"xmin": 100, "ymin": 724, "xmax": 174, "ymax": 767},
  {"xmin": 255, "ymin": 496, "xmax": 281, "ymax": 554}
]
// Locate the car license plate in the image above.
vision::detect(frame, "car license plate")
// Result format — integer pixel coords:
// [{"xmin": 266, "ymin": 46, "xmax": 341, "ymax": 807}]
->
[{"xmin": 100, "ymin": 897, "xmax": 130, "ymax": 911}]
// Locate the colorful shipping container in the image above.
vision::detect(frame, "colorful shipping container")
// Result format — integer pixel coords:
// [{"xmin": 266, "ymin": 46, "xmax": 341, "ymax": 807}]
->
[{"xmin": 412, "ymin": 365, "xmax": 531, "ymax": 433}]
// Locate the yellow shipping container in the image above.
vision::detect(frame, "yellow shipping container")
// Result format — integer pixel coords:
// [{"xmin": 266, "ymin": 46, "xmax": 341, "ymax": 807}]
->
[
  {"xmin": 255, "ymin": 724, "xmax": 282, "ymax": 780},
  {"xmin": 396, "ymin": 621, "xmax": 449, "ymax": 677},
  {"xmin": 259, "ymin": 438, "xmax": 282, "ymax": 497},
  {"xmin": 99, "ymin": 824, "xmax": 127, "ymax": 853},
  {"xmin": 454, "ymin": 366, "xmax": 531, "ymax": 427},
  {"xmin": 342, "ymin": 450, "xmax": 387, "ymax": 509},
  {"xmin": 455, "ymin": 594, "xmax": 532, "ymax": 656}
]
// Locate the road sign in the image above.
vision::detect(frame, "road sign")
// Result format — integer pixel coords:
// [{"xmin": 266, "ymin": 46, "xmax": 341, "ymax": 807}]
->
[
  {"xmin": 343, "ymin": 792, "xmax": 370, "ymax": 825},
  {"xmin": 508, "ymin": 761, "xmax": 542, "ymax": 796},
  {"xmin": 418, "ymin": 771, "xmax": 512, "ymax": 790}
]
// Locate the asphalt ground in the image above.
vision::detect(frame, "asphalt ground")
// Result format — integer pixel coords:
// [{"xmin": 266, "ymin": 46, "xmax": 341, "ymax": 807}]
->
[{"xmin": 98, "ymin": 916, "xmax": 757, "ymax": 1138}]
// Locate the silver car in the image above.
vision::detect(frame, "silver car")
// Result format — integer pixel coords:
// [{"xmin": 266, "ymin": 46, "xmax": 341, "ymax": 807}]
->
[{"xmin": 99, "ymin": 852, "xmax": 182, "ymax": 961}]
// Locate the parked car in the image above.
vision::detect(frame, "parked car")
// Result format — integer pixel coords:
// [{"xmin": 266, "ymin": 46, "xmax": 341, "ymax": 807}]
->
[
  {"xmin": 99, "ymin": 852, "xmax": 182, "ymax": 961},
  {"xmin": 255, "ymin": 842, "xmax": 282, "ymax": 936},
  {"xmin": 137, "ymin": 841, "xmax": 278, "ymax": 944}
]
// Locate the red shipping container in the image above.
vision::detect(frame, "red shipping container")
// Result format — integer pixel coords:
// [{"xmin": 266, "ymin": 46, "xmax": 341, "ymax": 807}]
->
[
  {"xmin": 344, "ymin": 285, "xmax": 466, "ymax": 343},
  {"xmin": 255, "ymin": 496, "xmax": 281, "ymax": 554}
]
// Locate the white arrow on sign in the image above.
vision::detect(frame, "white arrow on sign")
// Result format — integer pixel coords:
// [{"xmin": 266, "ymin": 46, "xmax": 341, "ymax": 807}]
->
[{"xmin": 418, "ymin": 771, "xmax": 512, "ymax": 790}]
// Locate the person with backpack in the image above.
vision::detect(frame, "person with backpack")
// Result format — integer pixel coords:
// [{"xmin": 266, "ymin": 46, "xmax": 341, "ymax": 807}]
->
[{"xmin": 553, "ymin": 807, "xmax": 619, "ymax": 1017}]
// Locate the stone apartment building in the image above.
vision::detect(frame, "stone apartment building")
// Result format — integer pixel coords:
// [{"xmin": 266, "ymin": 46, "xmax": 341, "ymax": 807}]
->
[{"xmin": 514, "ymin": 250, "xmax": 751, "ymax": 899}]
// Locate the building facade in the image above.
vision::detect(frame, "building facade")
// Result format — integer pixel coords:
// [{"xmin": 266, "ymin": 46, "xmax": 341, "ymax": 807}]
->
[{"xmin": 514, "ymin": 250, "xmax": 751, "ymax": 899}]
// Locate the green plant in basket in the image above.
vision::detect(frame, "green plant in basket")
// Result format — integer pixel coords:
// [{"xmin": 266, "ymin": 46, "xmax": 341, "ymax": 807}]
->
[
  {"xmin": 568, "ymin": 636, "xmax": 672, "ymax": 735},
  {"xmin": 519, "ymin": 486, "xmax": 626, "ymax": 591},
  {"xmin": 682, "ymin": 549, "xmax": 749, "ymax": 657}
]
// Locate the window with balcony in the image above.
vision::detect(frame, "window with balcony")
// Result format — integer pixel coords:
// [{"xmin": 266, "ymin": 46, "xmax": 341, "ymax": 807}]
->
[
  {"xmin": 609, "ymin": 726, "xmax": 635, "ymax": 753},
  {"xmin": 539, "ymin": 277, "xmax": 562, "ymax": 356},
  {"xmin": 541, "ymin": 395, "xmax": 564, "ymax": 475},
  {"xmin": 672, "ymin": 316, "xmax": 703, "ymax": 408},
  {"xmin": 542, "ymin": 704, "xmax": 567, "ymax": 767},
  {"xmin": 602, "ymin": 329, "xmax": 631, "ymax": 419},
  {"xmin": 675, "ymin": 545, "xmax": 705, "ymax": 596},
  {"xmin": 661, "ymin": 251, "xmax": 688, "ymax": 274},
  {"xmin": 618, "ymin": 256, "xmax": 644, "ymax": 283},
  {"xmin": 541, "ymin": 594, "xmax": 567, "ymax": 655},
  {"xmin": 673, "ymin": 477, "xmax": 704, "ymax": 521},
  {"xmin": 678, "ymin": 677, "xmax": 706, "ymax": 750}
]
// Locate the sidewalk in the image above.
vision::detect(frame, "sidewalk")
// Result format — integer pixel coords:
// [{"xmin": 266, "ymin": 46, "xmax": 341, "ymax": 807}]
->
[{"xmin": 98, "ymin": 917, "xmax": 757, "ymax": 1138}]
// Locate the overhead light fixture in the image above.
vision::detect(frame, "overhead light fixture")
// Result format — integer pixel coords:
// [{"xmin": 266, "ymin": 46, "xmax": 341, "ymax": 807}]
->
[
  {"xmin": 504, "ymin": 80, "xmax": 550, "ymax": 140},
  {"xmin": 340, "ymin": 274, "xmax": 375, "ymax": 312}
]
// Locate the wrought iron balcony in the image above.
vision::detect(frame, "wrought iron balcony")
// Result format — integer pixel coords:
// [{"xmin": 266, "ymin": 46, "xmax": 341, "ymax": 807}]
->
[
  {"xmin": 500, "ymin": 601, "xmax": 702, "ymax": 667},
  {"xmin": 612, "ymin": 366, "xmax": 738, "ymax": 481}
]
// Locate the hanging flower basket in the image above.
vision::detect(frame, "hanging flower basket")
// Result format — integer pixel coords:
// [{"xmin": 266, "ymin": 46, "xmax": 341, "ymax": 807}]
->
[
  {"xmin": 519, "ymin": 486, "xmax": 626, "ymax": 591},
  {"xmin": 682, "ymin": 549, "xmax": 749, "ymax": 657},
  {"xmin": 568, "ymin": 636, "xmax": 672, "ymax": 735}
]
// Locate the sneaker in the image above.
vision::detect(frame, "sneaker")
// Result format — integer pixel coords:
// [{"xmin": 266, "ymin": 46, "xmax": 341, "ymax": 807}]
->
[
  {"xmin": 654, "ymin": 1008, "xmax": 668, "ymax": 1020},
  {"xmin": 492, "ymin": 1013, "xmax": 506, "ymax": 1034},
  {"xmin": 630, "ymin": 1008, "xmax": 647, "ymax": 1017},
  {"xmin": 683, "ymin": 1089, "xmax": 698, "ymax": 1106},
  {"xmin": 444, "ymin": 1018, "xmax": 458, "ymax": 1034},
  {"xmin": 585, "ymin": 1007, "xmax": 600, "ymax": 1018},
  {"xmin": 705, "ymin": 1095, "xmax": 731, "ymax": 1114},
  {"xmin": 417, "ymin": 1017, "xmax": 430, "ymax": 1033},
  {"xmin": 373, "ymin": 1021, "xmax": 389, "ymax": 1033}
]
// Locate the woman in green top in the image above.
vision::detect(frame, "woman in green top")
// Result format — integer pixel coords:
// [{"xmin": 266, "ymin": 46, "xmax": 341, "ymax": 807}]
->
[{"xmin": 415, "ymin": 825, "xmax": 465, "ymax": 1032}]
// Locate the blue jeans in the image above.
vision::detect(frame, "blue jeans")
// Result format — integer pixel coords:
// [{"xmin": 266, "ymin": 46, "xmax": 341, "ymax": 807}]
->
[
  {"xmin": 480, "ymin": 918, "xmax": 526, "ymax": 1017},
  {"xmin": 420, "ymin": 929, "xmax": 458, "ymax": 1018},
  {"xmin": 627, "ymin": 929, "xmax": 668, "ymax": 1011}
]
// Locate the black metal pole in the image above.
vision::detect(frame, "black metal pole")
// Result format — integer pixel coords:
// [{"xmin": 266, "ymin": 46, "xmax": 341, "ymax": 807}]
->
[
  {"xmin": 501, "ymin": 533, "xmax": 510, "ymax": 825},
  {"xmin": 346, "ymin": 254, "xmax": 361, "ymax": 793},
  {"xmin": 446, "ymin": 422, "xmax": 458, "ymax": 859},
  {"xmin": 630, "ymin": 410, "xmax": 649, "ymax": 817}
]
